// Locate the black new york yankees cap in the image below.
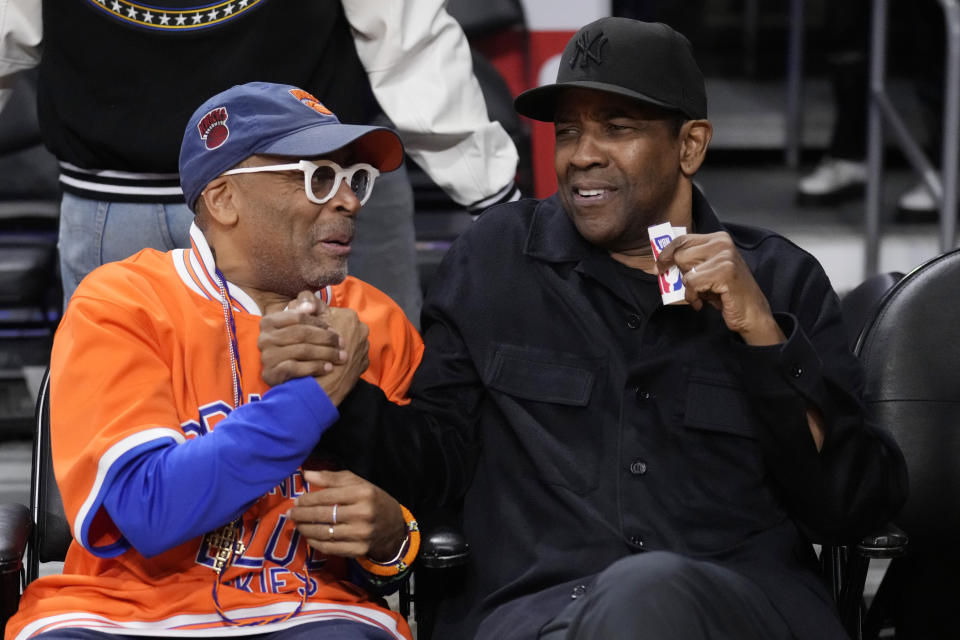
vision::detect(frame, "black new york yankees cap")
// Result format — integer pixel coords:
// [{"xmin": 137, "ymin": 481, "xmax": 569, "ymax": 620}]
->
[{"xmin": 514, "ymin": 17, "xmax": 707, "ymax": 122}]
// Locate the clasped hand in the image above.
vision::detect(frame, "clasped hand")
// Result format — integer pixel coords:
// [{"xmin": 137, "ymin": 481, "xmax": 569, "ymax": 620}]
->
[{"xmin": 259, "ymin": 290, "xmax": 369, "ymax": 405}]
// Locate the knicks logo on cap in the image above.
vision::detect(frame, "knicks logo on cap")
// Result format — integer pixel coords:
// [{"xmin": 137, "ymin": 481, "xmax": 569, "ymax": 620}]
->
[
  {"xmin": 289, "ymin": 89, "xmax": 333, "ymax": 116},
  {"xmin": 197, "ymin": 107, "xmax": 229, "ymax": 150}
]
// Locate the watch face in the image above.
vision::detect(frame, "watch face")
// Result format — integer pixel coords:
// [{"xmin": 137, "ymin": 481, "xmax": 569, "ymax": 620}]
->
[{"xmin": 82, "ymin": 0, "xmax": 270, "ymax": 33}]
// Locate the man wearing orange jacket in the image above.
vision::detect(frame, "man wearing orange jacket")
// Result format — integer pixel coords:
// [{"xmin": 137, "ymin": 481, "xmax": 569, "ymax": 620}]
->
[{"xmin": 6, "ymin": 82, "xmax": 423, "ymax": 640}]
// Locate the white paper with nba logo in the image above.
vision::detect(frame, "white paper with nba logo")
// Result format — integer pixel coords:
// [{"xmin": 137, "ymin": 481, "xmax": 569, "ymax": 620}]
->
[{"xmin": 647, "ymin": 222, "xmax": 687, "ymax": 305}]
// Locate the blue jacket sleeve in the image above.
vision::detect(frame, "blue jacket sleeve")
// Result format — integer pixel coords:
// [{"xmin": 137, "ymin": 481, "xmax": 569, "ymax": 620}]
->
[{"xmin": 101, "ymin": 377, "xmax": 336, "ymax": 557}]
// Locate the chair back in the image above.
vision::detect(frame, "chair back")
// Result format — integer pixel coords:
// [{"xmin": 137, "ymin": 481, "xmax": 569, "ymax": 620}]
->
[
  {"xmin": 26, "ymin": 369, "xmax": 71, "ymax": 583},
  {"xmin": 855, "ymin": 249, "xmax": 960, "ymax": 546},
  {"xmin": 840, "ymin": 271, "xmax": 904, "ymax": 349}
]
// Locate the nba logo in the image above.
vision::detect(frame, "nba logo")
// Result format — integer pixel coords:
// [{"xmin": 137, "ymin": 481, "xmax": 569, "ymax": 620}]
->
[
  {"xmin": 653, "ymin": 234, "xmax": 672, "ymax": 253},
  {"xmin": 670, "ymin": 271, "xmax": 683, "ymax": 291},
  {"xmin": 647, "ymin": 222, "xmax": 688, "ymax": 305}
]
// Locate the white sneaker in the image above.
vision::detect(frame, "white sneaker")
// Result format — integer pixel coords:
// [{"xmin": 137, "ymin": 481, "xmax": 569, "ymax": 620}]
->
[
  {"xmin": 897, "ymin": 181, "xmax": 937, "ymax": 213},
  {"xmin": 797, "ymin": 157, "xmax": 868, "ymax": 204}
]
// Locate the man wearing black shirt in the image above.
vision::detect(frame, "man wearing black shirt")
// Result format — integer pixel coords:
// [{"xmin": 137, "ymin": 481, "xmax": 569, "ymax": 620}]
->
[{"xmin": 278, "ymin": 17, "xmax": 907, "ymax": 640}]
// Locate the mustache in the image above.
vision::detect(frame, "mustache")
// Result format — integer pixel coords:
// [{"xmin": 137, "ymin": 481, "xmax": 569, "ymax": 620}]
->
[{"xmin": 312, "ymin": 220, "xmax": 355, "ymax": 243}]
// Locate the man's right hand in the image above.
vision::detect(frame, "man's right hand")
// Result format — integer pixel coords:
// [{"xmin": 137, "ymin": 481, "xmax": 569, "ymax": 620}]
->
[
  {"xmin": 316, "ymin": 301, "xmax": 369, "ymax": 405},
  {"xmin": 259, "ymin": 291, "xmax": 369, "ymax": 405}
]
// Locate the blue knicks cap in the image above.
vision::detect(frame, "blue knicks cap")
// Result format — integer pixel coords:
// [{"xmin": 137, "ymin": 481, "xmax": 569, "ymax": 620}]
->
[{"xmin": 179, "ymin": 82, "xmax": 404, "ymax": 210}]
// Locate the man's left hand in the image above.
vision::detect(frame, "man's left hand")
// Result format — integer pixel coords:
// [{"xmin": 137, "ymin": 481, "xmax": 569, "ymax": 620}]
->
[
  {"xmin": 656, "ymin": 231, "xmax": 785, "ymax": 346},
  {"xmin": 290, "ymin": 469, "xmax": 407, "ymax": 561}
]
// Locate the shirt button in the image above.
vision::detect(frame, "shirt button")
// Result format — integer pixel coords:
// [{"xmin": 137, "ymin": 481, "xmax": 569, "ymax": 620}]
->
[
  {"xmin": 627, "ymin": 314, "xmax": 642, "ymax": 329},
  {"xmin": 629, "ymin": 459, "xmax": 648, "ymax": 475},
  {"xmin": 571, "ymin": 584, "xmax": 587, "ymax": 599},
  {"xmin": 629, "ymin": 535, "xmax": 645, "ymax": 548},
  {"xmin": 789, "ymin": 364, "xmax": 804, "ymax": 378}
]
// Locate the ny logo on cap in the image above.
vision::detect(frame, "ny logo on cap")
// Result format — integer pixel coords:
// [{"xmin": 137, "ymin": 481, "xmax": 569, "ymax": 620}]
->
[{"xmin": 570, "ymin": 30, "xmax": 607, "ymax": 69}]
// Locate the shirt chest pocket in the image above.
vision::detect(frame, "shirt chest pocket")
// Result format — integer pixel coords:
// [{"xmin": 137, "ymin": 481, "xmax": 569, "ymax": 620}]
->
[
  {"xmin": 677, "ymin": 368, "xmax": 786, "ymax": 548},
  {"xmin": 682, "ymin": 368, "xmax": 767, "ymax": 489},
  {"xmin": 485, "ymin": 344, "xmax": 604, "ymax": 494},
  {"xmin": 684, "ymin": 371, "xmax": 758, "ymax": 439}
]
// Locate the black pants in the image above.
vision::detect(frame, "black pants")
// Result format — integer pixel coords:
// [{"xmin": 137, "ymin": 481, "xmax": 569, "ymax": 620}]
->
[
  {"xmin": 825, "ymin": 0, "xmax": 946, "ymax": 161},
  {"xmin": 538, "ymin": 552, "xmax": 805, "ymax": 640}
]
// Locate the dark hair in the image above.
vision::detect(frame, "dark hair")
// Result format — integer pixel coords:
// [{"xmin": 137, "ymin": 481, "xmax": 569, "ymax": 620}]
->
[
  {"xmin": 668, "ymin": 115, "xmax": 687, "ymax": 138},
  {"xmin": 193, "ymin": 197, "xmax": 209, "ymax": 230}
]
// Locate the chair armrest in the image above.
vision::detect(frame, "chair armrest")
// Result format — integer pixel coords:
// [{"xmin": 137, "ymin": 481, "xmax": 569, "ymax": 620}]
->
[
  {"xmin": 0, "ymin": 503, "xmax": 31, "ymax": 574},
  {"xmin": 418, "ymin": 524, "xmax": 470, "ymax": 570},
  {"xmin": 831, "ymin": 523, "xmax": 909, "ymax": 636},
  {"xmin": 403, "ymin": 523, "xmax": 470, "ymax": 639},
  {"xmin": 857, "ymin": 522, "xmax": 908, "ymax": 559},
  {"xmin": 0, "ymin": 502, "xmax": 31, "ymax": 629}
]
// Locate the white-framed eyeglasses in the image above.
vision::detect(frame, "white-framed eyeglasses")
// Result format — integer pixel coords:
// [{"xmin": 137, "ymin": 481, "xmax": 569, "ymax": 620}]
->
[{"xmin": 221, "ymin": 159, "xmax": 380, "ymax": 205}]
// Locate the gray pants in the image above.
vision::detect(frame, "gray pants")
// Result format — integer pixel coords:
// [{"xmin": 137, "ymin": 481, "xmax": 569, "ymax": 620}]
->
[{"xmin": 540, "ymin": 552, "xmax": 796, "ymax": 640}]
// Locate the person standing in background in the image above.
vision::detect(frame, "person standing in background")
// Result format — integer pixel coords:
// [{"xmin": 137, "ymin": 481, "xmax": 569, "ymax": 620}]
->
[
  {"xmin": 0, "ymin": 0, "xmax": 520, "ymax": 325},
  {"xmin": 796, "ymin": 0, "xmax": 948, "ymax": 220}
]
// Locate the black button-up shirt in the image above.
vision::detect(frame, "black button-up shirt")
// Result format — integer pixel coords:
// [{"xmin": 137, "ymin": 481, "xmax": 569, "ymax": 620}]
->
[{"xmin": 328, "ymin": 188, "xmax": 907, "ymax": 640}]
